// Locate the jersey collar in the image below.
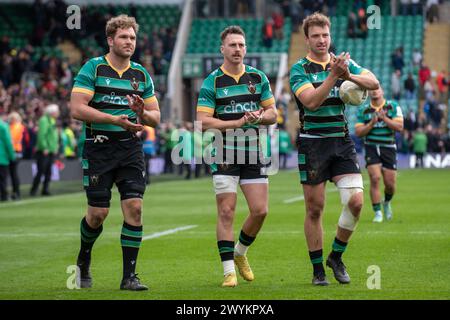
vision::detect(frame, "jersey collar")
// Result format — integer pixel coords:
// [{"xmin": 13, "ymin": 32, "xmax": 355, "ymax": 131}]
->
[
  {"xmin": 105, "ymin": 54, "xmax": 131, "ymax": 78},
  {"xmin": 220, "ymin": 64, "xmax": 246, "ymax": 83},
  {"xmin": 306, "ymin": 54, "xmax": 331, "ymax": 71},
  {"xmin": 370, "ymin": 99, "xmax": 386, "ymax": 111}
]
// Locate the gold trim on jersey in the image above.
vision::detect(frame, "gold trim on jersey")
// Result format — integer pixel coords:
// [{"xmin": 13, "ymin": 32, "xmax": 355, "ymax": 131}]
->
[
  {"xmin": 260, "ymin": 97, "xmax": 276, "ymax": 107},
  {"xmin": 105, "ymin": 54, "xmax": 131, "ymax": 78},
  {"xmin": 370, "ymin": 99, "xmax": 386, "ymax": 111},
  {"xmin": 295, "ymin": 83, "xmax": 314, "ymax": 97},
  {"xmin": 144, "ymin": 96, "xmax": 157, "ymax": 105},
  {"xmin": 306, "ymin": 54, "xmax": 331, "ymax": 71},
  {"xmin": 197, "ymin": 106, "xmax": 215, "ymax": 114},
  {"xmin": 220, "ymin": 64, "xmax": 246, "ymax": 83},
  {"xmin": 72, "ymin": 87, "xmax": 94, "ymax": 96}
]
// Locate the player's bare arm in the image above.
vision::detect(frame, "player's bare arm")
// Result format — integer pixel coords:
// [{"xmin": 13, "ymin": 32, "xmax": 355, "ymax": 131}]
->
[
  {"xmin": 344, "ymin": 71, "xmax": 379, "ymax": 91},
  {"xmin": 197, "ymin": 110, "xmax": 247, "ymax": 131},
  {"xmin": 296, "ymin": 55, "xmax": 347, "ymax": 111},
  {"xmin": 378, "ymin": 110, "xmax": 404, "ymax": 132},
  {"xmin": 70, "ymin": 92, "xmax": 143, "ymax": 133},
  {"xmin": 126, "ymin": 94, "xmax": 160, "ymax": 128}
]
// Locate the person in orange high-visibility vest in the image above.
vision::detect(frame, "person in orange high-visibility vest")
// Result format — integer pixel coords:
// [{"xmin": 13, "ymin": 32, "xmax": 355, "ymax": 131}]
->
[
  {"xmin": 8, "ymin": 112, "xmax": 25, "ymax": 200},
  {"xmin": 141, "ymin": 125, "xmax": 156, "ymax": 185}
]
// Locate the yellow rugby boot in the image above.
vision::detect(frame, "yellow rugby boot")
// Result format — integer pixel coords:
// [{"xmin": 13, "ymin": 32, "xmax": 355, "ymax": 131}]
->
[
  {"xmin": 221, "ymin": 272, "xmax": 238, "ymax": 287},
  {"xmin": 234, "ymin": 255, "xmax": 254, "ymax": 281}
]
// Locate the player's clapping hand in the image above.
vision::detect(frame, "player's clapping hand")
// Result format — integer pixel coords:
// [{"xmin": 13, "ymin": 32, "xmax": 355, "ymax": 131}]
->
[
  {"xmin": 377, "ymin": 109, "xmax": 387, "ymax": 121},
  {"xmin": 244, "ymin": 109, "xmax": 265, "ymax": 124},
  {"xmin": 370, "ymin": 113, "xmax": 379, "ymax": 125},
  {"xmin": 114, "ymin": 114, "xmax": 143, "ymax": 133},
  {"xmin": 330, "ymin": 52, "xmax": 350, "ymax": 79},
  {"xmin": 127, "ymin": 94, "xmax": 145, "ymax": 117}
]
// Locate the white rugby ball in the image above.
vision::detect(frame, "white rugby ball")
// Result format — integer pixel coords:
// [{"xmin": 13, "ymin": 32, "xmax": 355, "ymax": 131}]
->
[{"xmin": 339, "ymin": 80, "xmax": 368, "ymax": 105}]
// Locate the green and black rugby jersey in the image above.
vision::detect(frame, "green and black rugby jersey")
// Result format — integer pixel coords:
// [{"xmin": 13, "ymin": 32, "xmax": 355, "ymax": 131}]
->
[
  {"xmin": 290, "ymin": 55, "xmax": 368, "ymax": 138},
  {"xmin": 196, "ymin": 64, "xmax": 275, "ymax": 152},
  {"xmin": 356, "ymin": 99, "xmax": 404, "ymax": 147},
  {"xmin": 72, "ymin": 55, "xmax": 157, "ymax": 137}
]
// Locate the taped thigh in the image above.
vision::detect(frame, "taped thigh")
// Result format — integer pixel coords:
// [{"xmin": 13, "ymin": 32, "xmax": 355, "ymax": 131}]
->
[{"xmin": 213, "ymin": 175, "xmax": 239, "ymax": 195}]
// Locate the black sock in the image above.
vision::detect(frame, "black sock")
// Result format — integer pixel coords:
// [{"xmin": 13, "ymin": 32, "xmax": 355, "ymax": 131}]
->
[
  {"xmin": 372, "ymin": 203, "xmax": 381, "ymax": 212},
  {"xmin": 217, "ymin": 240, "xmax": 234, "ymax": 261},
  {"xmin": 384, "ymin": 193, "xmax": 393, "ymax": 202},
  {"xmin": 238, "ymin": 230, "xmax": 256, "ymax": 247},
  {"xmin": 78, "ymin": 217, "xmax": 103, "ymax": 263},
  {"xmin": 121, "ymin": 222, "xmax": 143, "ymax": 279},
  {"xmin": 309, "ymin": 249, "xmax": 325, "ymax": 275},
  {"xmin": 330, "ymin": 237, "xmax": 348, "ymax": 260}
]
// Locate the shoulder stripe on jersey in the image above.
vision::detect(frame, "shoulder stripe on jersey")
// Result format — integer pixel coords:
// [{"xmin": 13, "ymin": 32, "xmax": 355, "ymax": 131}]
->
[
  {"xmin": 72, "ymin": 87, "xmax": 94, "ymax": 96},
  {"xmin": 144, "ymin": 96, "xmax": 157, "ymax": 105},
  {"xmin": 260, "ymin": 97, "xmax": 275, "ymax": 107},
  {"xmin": 197, "ymin": 106, "xmax": 215, "ymax": 114},
  {"xmin": 295, "ymin": 83, "xmax": 314, "ymax": 96}
]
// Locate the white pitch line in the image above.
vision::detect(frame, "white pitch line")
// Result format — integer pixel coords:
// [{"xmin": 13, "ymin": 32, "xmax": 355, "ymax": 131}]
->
[
  {"xmin": 142, "ymin": 225, "xmax": 198, "ymax": 241},
  {"xmin": 0, "ymin": 225, "xmax": 199, "ymax": 239},
  {"xmin": 0, "ymin": 192, "xmax": 84, "ymax": 208}
]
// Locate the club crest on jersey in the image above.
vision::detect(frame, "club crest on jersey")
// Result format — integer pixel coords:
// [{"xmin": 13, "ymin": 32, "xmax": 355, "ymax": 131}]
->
[
  {"xmin": 131, "ymin": 78, "xmax": 139, "ymax": 91},
  {"xmin": 248, "ymin": 81, "xmax": 256, "ymax": 94}
]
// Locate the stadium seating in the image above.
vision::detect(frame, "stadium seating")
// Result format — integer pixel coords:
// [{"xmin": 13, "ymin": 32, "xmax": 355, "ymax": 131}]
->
[
  {"xmin": 336, "ymin": 0, "xmax": 391, "ymax": 16},
  {"xmin": 0, "ymin": 3, "xmax": 181, "ymax": 74},
  {"xmin": 186, "ymin": 18, "xmax": 292, "ymax": 54},
  {"xmin": 0, "ymin": 3, "xmax": 65, "ymax": 60},
  {"xmin": 81, "ymin": 4, "xmax": 182, "ymax": 63},
  {"xmin": 332, "ymin": 15, "xmax": 424, "ymax": 132}
]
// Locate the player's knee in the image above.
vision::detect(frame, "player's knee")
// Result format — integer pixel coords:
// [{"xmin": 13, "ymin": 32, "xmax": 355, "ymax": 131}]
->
[
  {"xmin": 250, "ymin": 206, "xmax": 268, "ymax": 220},
  {"xmin": 348, "ymin": 192, "xmax": 364, "ymax": 217},
  {"xmin": 336, "ymin": 175, "xmax": 364, "ymax": 230},
  {"xmin": 124, "ymin": 200, "xmax": 143, "ymax": 221},
  {"xmin": 86, "ymin": 187, "xmax": 111, "ymax": 209},
  {"xmin": 87, "ymin": 207, "xmax": 109, "ymax": 226},
  {"xmin": 306, "ymin": 204, "xmax": 323, "ymax": 221},
  {"xmin": 218, "ymin": 206, "xmax": 235, "ymax": 225},
  {"xmin": 369, "ymin": 174, "xmax": 381, "ymax": 186}
]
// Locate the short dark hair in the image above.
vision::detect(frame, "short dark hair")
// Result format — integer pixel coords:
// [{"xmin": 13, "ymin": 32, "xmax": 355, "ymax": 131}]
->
[{"xmin": 220, "ymin": 25, "xmax": 245, "ymax": 43}]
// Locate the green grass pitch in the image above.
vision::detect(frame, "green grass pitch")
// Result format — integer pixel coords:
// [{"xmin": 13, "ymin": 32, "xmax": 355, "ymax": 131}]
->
[{"xmin": 0, "ymin": 169, "xmax": 449, "ymax": 300}]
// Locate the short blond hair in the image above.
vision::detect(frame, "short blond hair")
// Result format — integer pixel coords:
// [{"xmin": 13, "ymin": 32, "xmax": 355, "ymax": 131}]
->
[
  {"xmin": 105, "ymin": 14, "xmax": 139, "ymax": 38},
  {"xmin": 8, "ymin": 111, "xmax": 22, "ymax": 123},
  {"xmin": 302, "ymin": 12, "xmax": 331, "ymax": 38}
]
